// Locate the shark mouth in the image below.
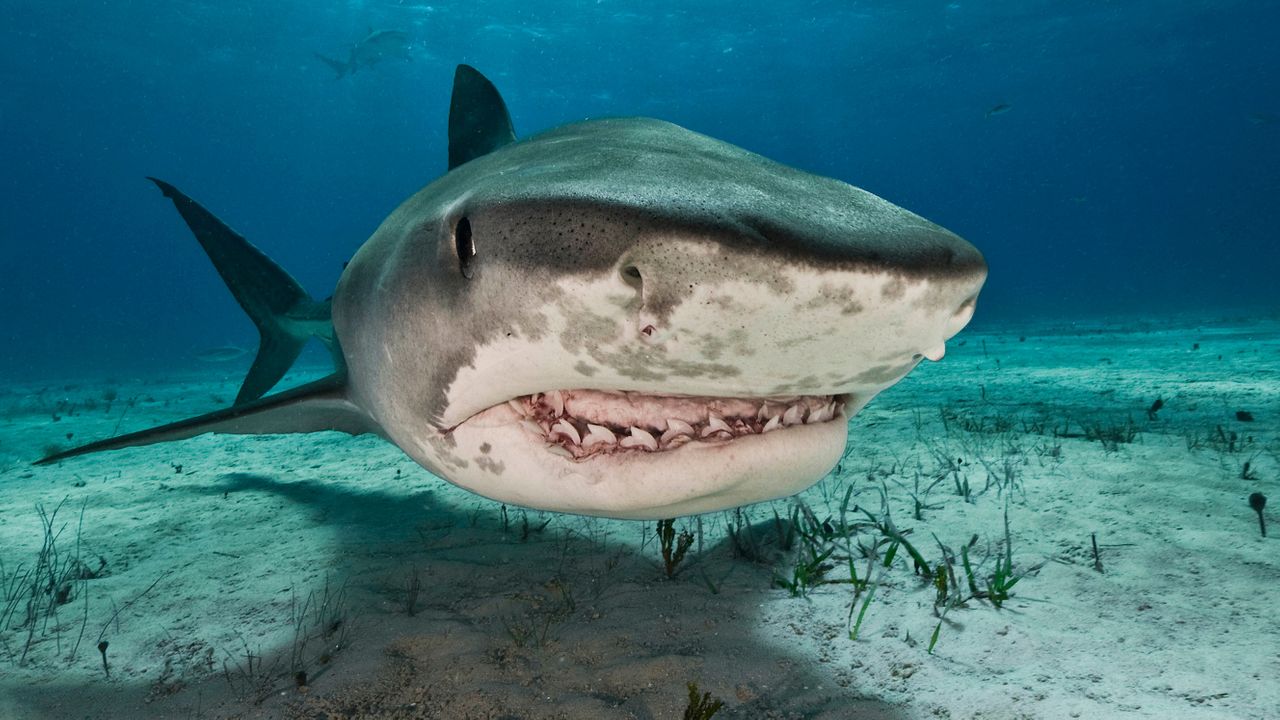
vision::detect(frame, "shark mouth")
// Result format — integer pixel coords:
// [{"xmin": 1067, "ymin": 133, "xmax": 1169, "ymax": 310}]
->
[{"xmin": 505, "ymin": 389, "xmax": 848, "ymax": 461}]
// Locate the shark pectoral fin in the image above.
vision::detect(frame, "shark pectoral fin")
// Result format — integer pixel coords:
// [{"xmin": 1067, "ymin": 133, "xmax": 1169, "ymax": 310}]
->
[
  {"xmin": 447, "ymin": 64, "xmax": 517, "ymax": 170},
  {"xmin": 33, "ymin": 374, "xmax": 373, "ymax": 466},
  {"xmin": 147, "ymin": 177, "xmax": 334, "ymax": 403}
]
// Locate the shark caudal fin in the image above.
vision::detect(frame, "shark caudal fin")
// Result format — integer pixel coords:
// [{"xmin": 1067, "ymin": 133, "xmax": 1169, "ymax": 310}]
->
[
  {"xmin": 34, "ymin": 373, "xmax": 373, "ymax": 466},
  {"xmin": 447, "ymin": 64, "xmax": 517, "ymax": 170},
  {"xmin": 314, "ymin": 52, "xmax": 351, "ymax": 78},
  {"xmin": 147, "ymin": 178, "xmax": 337, "ymax": 404}
]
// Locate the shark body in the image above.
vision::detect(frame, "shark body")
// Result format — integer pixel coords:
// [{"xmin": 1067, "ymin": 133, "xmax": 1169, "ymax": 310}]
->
[
  {"xmin": 39, "ymin": 66, "xmax": 987, "ymax": 520},
  {"xmin": 315, "ymin": 29, "xmax": 413, "ymax": 79}
]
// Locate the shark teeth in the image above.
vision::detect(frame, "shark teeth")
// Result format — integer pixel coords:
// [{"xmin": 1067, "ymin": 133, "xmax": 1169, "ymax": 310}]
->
[
  {"xmin": 620, "ymin": 426, "xmax": 659, "ymax": 451},
  {"xmin": 548, "ymin": 390, "xmax": 565, "ymax": 418},
  {"xmin": 782, "ymin": 404, "xmax": 806, "ymax": 426},
  {"xmin": 549, "ymin": 419, "xmax": 581, "ymax": 444},
  {"xmin": 507, "ymin": 390, "xmax": 847, "ymax": 461},
  {"xmin": 583, "ymin": 423, "xmax": 617, "ymax": 450},
  {"xmin": 701, "ymin": 414, "xmax": 733, "ymax": 438},
  {"xmin": 546, "ymin": 444, "xmax": 575, "ymax": 459},
  {"xmin": 808, "ymin": 401, "xmax": 836, "ymax": 424},
  {"xmin": 661, "ymin": 418, "xmax": 696, "ymax": 446}
]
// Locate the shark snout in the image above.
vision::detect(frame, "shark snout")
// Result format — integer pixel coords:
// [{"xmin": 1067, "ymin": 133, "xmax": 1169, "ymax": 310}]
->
[{"xmin": 587, "ymin": 231, "xmax": 979, "ymax": 402}]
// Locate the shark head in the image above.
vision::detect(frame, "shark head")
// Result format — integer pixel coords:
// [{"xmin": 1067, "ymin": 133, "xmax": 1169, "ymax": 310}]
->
[
  {"xmin": 333, "ymin": 68, "xmax": 986, "ymax": 519},
  {"xmin": 39, "ymin": 66, "xmax": 984, "ymax": 522}
]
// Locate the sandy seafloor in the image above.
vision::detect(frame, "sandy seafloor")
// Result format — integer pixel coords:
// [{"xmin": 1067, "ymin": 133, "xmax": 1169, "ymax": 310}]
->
[{"xmin": 1, "ymin": 315, "xmax": 1277, "ymax": 720}]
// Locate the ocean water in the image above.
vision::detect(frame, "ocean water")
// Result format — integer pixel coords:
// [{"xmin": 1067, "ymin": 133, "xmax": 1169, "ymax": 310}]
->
[
  {"xmin": 3, "ymin": 0, "xmax": 1278, "ymax": 379},
  {"xmin": 2, "ymin": 2, "xmax": 1279, "ymax": 719}
]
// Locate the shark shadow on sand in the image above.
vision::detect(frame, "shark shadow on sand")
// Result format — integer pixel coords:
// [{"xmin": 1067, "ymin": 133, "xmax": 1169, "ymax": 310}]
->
[{"xmin": 8, "ymin": 473, "xmax": 908, "ymax": 719}]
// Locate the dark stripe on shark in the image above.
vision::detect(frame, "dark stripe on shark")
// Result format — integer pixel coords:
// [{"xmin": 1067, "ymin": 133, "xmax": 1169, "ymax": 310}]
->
[
  {"xmin": 436, "ymin": 194, "xmax": 984, "ymax": 280},
  {"xmin": 33, "ymin": 374, "xmax": 372, "ymax": 466},
  {"xmin": 423, "ymin": 118, "xmax": 987, "ymax": 280}
]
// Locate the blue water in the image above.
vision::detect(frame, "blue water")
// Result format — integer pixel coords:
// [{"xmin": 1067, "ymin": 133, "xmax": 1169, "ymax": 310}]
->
[{"xmin": 2, "ymin": 0, "xmax": 1277, "ymax": 379}]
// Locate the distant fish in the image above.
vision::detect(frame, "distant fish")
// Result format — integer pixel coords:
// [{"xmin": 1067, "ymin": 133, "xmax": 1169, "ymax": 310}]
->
[
  {"xmin": 479, "ymin": 23, "xmax": 551, "ymax": 40},
  {"xmin": 985, "ymin": 103, "xmax": 1013, "ymax": 118},
  {"xmin": 195, "ymin": 345, "xmax": 250, "ymax": 363},
  {"xmin": 315, "ymin": 29, "xmax": 414, "ymax": 79},
  {"xmin": 1248, "ymin": 111, "xmax": 1279, "ymax": 125}
]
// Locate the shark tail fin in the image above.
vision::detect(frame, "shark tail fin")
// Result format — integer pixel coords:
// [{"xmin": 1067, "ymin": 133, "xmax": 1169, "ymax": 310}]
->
[
  {"xmin": 34, "ymin": 373, "xmax": 373, "ymax": 466},
  {"xmin": 147, "ymin": 177, "xmax": 334, "ymax": 404},
  {"xmin": 448, "ymin": 65, "xmax": 517, "ymax": 170},
  {"xmin": 314, "ymin": 51, "xmax": 350, "ymax": 78}
]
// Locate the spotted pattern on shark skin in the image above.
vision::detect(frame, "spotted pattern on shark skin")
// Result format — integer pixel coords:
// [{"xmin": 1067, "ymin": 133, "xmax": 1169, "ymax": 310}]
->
[
  {"xmin": 690, "ymin": 328, "xmax": 754, "ymax": 362},
  {"xmin": 881, "ymin": 277, "xmax": 907, "ymax": 300},
  {"xmin": 799, "ymin": 281, "xmax": 866, "ymax": 316},
  {"xmin": 766, "ymin": 375, "xmax": 826, "ymax": 396},
  {"xmin": 425, "ymin": 434, "xmax": 468, "ymax": 472},
  {"xmin": 854, "ymin": 362, "xmax": 920, "ymax": 386},
  {"xmin": 475, "ymin": 455, "xmax": 505, "ymax": 475},
  {"xmin": 912, "ymin": 279, "xmax": 976, "ymax": 316},
  {"xmin": 542, "ymin": 284, "xmax": 749, "ymax": 384},
  {"xmin": 552, "ymin": 292, "xmax": 623, "ymax": 357}
]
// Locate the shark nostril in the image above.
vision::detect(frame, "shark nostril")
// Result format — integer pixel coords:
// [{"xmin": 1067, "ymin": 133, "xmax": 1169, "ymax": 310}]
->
[{"xmin": 621, "ymin": 265, "xmax": 659, "ymax": 341}]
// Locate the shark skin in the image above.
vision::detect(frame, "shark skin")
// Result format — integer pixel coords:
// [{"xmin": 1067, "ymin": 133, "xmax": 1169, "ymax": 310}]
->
[{"xmin": 38, "ymin": 65, "xmax": 986, "ymax": 520}]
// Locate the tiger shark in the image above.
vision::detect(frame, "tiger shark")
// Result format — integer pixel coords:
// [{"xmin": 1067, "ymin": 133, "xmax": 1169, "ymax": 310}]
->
[
  {"xmin": 315, "ymin": 29, "xmax": 414, "ymax": 79},
  {"xmin": 38, "ymin": 65, "xmax": 987, "ymax": 520}
]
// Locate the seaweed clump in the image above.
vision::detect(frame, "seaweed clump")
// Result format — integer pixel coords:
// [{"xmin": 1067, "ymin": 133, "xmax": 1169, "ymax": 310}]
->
[{"xmin": 683, "ymin": 682, "xmax": 724, "ymax": 719}]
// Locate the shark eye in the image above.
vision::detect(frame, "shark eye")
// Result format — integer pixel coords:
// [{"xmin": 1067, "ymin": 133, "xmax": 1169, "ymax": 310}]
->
[{"xmin": 455, "ymin": 216, "xmax": 475, "ymax": 279}]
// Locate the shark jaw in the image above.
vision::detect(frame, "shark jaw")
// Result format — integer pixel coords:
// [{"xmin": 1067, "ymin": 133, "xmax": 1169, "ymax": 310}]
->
[
  {"xmin": 436, "ymin": 389, "xmax": 857, "ymax": 520},
  {"xmin": 481, "ymin": 389, "xmax": 847, "ymax": 459},
  {"xmin": 370, "ymin": 260, "xmax": 980, "ymax": 520}
]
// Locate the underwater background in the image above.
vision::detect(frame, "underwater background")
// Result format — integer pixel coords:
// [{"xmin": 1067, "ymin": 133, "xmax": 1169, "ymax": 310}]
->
[
  {"xmin": 3, "ymin": 3, "xmax": 1280, "ymax": 719},
  {"xmin": 2, "ymin": 0, "xmax": 1278, "ymax": 381}
]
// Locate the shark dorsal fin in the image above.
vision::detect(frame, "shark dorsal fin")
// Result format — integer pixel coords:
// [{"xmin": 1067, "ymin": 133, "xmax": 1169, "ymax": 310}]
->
[{"xmin": 448, "ymin": 64, "xmax": 516, "ymax": 170}]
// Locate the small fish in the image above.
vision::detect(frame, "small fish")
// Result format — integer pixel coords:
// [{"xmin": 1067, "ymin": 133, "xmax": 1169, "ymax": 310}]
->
[
  {"xmin": 985, "ymin": 103, "xmax": 1012, "ymax": 118},
  {"xmin": 195, "ymin": 345, "xmax": 250, "ymax": 363},
  {"xmin": 1248, "ymin": 112, "xmax": 1279, "ymax": 125}
]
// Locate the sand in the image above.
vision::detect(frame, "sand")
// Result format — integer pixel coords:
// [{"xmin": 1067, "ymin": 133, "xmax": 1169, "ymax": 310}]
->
[{"xmin": 1, "ymin": 315, "xmax": 1277, "ymax": 719}]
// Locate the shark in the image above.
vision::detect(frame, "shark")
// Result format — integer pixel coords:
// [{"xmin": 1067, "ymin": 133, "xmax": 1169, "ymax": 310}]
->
[
  {"xmin": 315, "ymin": 29, "xmax": 414, "ymax": 79},
  {"xmin": 37, "ymin": 65, "xmax": 987, "ymax": 520}
]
